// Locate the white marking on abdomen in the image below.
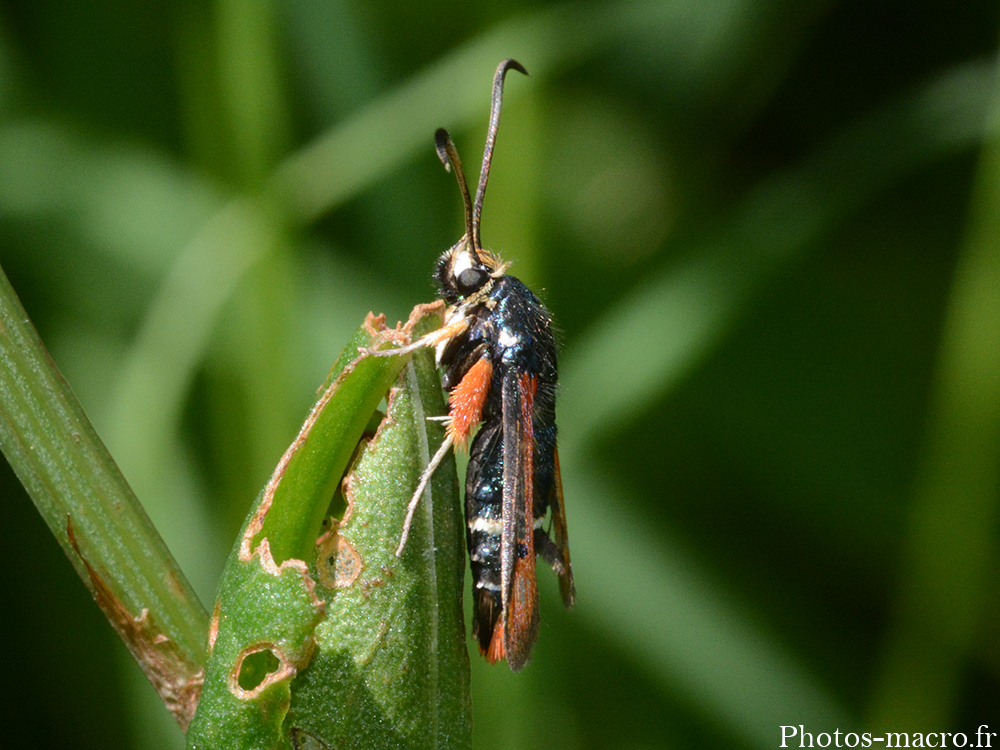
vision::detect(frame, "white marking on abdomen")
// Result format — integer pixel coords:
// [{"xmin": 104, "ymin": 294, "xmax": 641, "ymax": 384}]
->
[{"xmin": 468, "ymin": 516, "xmax": 503, "ymax": 535}]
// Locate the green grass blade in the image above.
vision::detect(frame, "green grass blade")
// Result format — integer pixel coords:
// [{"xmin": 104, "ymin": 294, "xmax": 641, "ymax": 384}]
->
[
  {"xmin": 108, "ymin": 0, "xmax": 806, "ymax": 490},
  {"xmin": 271, "ymin": 0, "xmax": 771, "ymax": 223},
  {"xmin": 555, "ymin": 60, "xmax": 995, "ymax": 747},
  {"xmin": 0, "ymin": 262, "xmax": 208, "ymax": 726},
  {"xmin": 867, "ymin": 57, "xmax": 1000, "ymax": 732}
]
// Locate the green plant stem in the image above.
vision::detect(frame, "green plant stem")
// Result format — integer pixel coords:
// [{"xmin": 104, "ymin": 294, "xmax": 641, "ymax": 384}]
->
[{"xmin": 0, "ymin": 262, "xmax": 208, "ymax": 670}]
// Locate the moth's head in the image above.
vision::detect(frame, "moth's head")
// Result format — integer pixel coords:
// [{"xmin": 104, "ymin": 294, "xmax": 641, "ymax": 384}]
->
[
  {"xmin": 432, "ymin": 59, "xmax": 526, "ymax": 305},
  {"xmin": 435, "ymin": 240, "xmax": 501, "ymax": 304}
]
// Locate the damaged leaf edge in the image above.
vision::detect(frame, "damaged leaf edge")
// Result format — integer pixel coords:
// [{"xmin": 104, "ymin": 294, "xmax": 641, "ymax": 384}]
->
[
  {"xmin": 67, "ymin": 517, "xmax": 204, "ymax": 730},
  {"xmin": 240, "ymin": 303, "xmax": 446, "ymax": 568},
  {"xmin": 217, "ymin": 303, "xmax": 446, "ymax": 707}
]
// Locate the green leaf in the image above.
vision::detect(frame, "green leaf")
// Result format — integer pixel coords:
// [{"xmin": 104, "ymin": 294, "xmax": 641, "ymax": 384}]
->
[
  {"xmin": 187, "ymin": 305, "xmax": 470, "ymax": 749},
  {"xmin": 254, "ymin": 314, "xmax": 410, "ymax": 567},
  {"xmin": 287, "ymin": 311, "xmax": 471, "ymax": 749}
]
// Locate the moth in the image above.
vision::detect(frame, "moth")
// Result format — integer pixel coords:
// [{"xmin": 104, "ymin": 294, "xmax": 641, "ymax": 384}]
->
[{"xmin": 389, "ymin": 59, "xmax": 574, "ymax": 671}]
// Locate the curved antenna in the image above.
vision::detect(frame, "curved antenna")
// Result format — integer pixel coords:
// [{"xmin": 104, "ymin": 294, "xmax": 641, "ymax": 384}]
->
[
  {"xmin": 471, "ymin": 58, "xmax": 528, "ymax": 250},
  {"xmin": 435, "ymin": 128, "xmax": 476, "ymax": 250}
]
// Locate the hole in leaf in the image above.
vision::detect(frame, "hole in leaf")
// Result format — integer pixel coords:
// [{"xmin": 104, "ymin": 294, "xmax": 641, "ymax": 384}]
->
[
  {"xmin": 237, "ymin": 647, "xmax": 281, "ymax": 691},
  {"xmin": 316, "ymin": 528, "xmax": 363, "ymax": 589}
]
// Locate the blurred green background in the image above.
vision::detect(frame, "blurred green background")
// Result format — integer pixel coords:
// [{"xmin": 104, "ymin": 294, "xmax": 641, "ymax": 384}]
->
[{"xmin": 2, "ymin": 0, "xmax": 999, "ymax": 747}]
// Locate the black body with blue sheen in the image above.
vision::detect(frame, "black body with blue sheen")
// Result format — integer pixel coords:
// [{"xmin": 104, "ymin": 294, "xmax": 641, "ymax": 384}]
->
[
  {"xmin": 436, "ymin": 273, "xmax": 559, "ymax": 653},
  {"xmin": 415, "ymin": 57, "xmax": 573, "ymax": 669}
]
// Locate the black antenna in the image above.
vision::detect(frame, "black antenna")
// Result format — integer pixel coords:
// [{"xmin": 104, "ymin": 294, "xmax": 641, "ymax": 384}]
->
[
  {"xmin": 471, "ymin": 59, "xmax": 528, "ymax": 251},
  {"xmin": 435, "ymin": 128, "xmax": 475, "ymax": 250}
]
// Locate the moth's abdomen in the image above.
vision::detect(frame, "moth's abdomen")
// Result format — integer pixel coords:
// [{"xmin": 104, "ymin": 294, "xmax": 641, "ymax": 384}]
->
[{"xmin": 465, "ymin": 420, "xmax": 505, "ymax": 657}]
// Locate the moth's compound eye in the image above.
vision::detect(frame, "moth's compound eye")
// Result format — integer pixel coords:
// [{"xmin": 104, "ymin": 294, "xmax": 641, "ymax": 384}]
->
[{"xmin": 456, "ymin": 267, "xmax": 489, "ymax": 296}]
